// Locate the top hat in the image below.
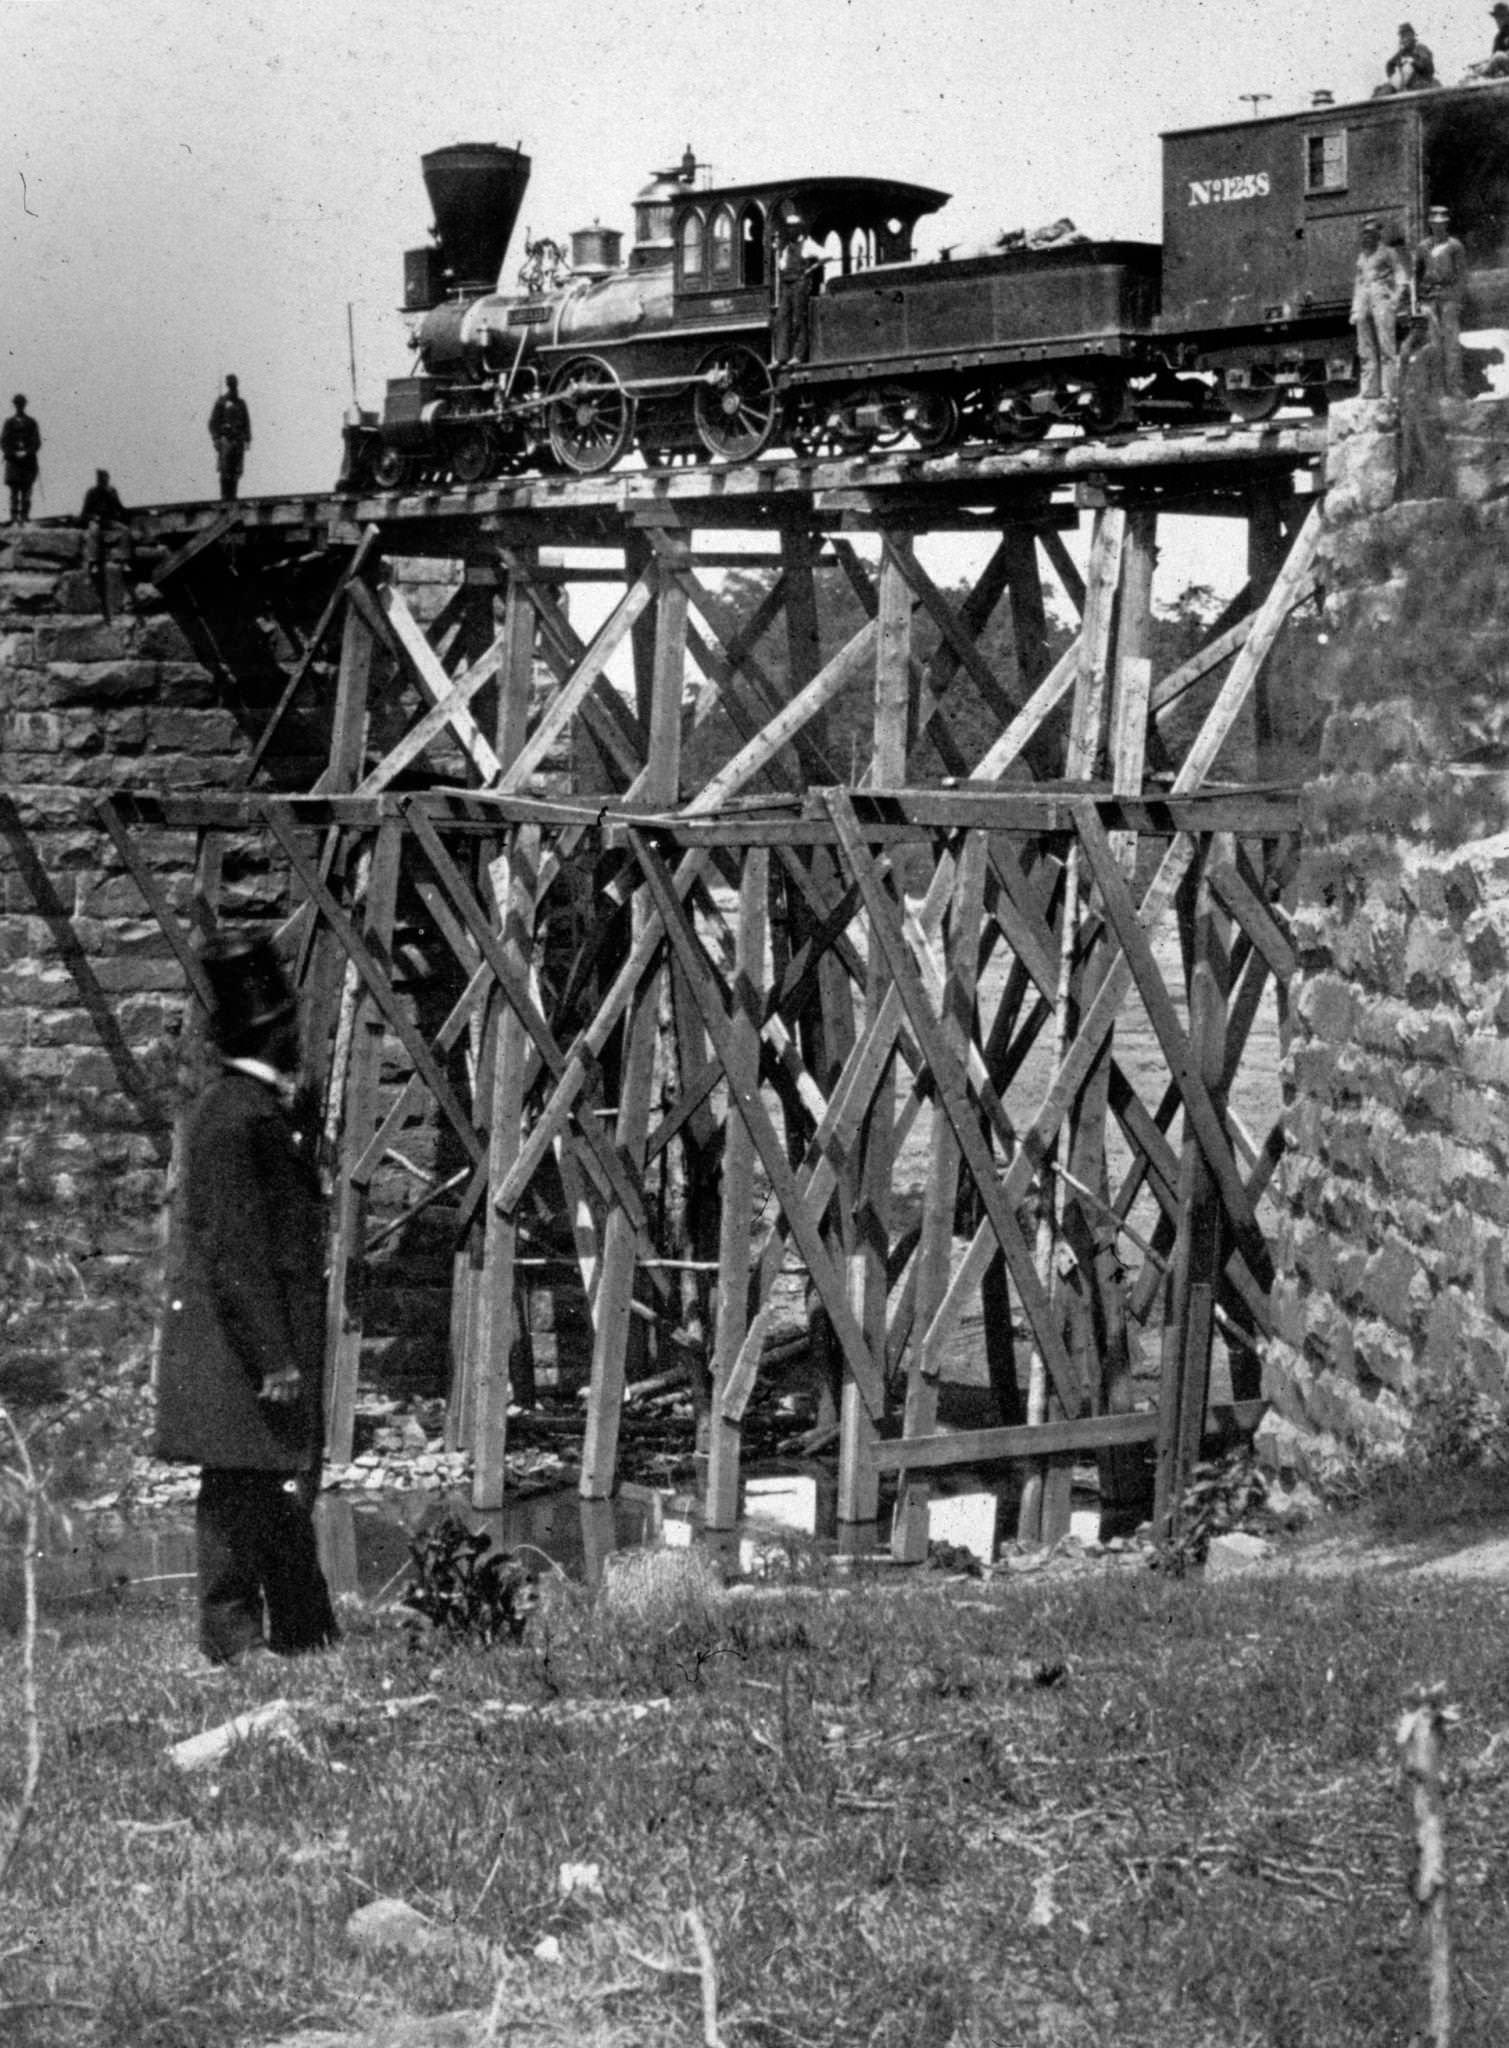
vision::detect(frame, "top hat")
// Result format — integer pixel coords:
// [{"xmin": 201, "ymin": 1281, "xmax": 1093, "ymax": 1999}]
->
[
  {"xmin": 1493, "ymin": 5, "xmax": 1509, "ymax": 18},
  {"xmin": 200, "ymin": 933, "xmax": 296, "ymax": 1045}
]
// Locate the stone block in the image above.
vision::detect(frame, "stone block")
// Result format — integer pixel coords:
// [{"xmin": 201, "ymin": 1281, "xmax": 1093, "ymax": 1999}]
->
[
  {"xmin": 34, "ymin": 621, "xmax": 133, "ymax": 664},
  {"xmin": 143, "ymin": 707, "xmax": 241, "ymax": 753},
  {"xmin": 9, "ymin": 527, "xmax": 85, "ymax": 566},
  {"xmin": 0, "ymin": 711, "xmax": 63, "ymax": 752},
  {"xmin": 1, "ymin": 572, "xmax": 67, "ymax": 613},
  {"xmin": 1324, "ymin": 405, "xmax": 1400, "ymax": 519},
  {"xmin": 131, "ymin": 615, "xmax": 196, "ymax": 661},
  {"xmin": 1360, "ymin": 1234, "xmax": 1428, "ymax": 1329},
  {"xmin": 45, "ymin": 659, "xmax": 160, "ymax": 706},
  {"xmin": 1295, "ymin": 973, "xmax": 1361, "ymax": 1040}
]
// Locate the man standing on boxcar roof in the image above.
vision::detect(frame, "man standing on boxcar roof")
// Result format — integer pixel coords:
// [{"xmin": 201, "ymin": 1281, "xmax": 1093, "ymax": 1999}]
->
[
  {"xmin": 1383, "ymin": 22, "xmax": 1437, "ymax": 89},
  {"xmin": 209, "ymin": 373, "xmax": 253, "ymax": 500},
  {"xmin": 1415, "ymin": 205, "xmax": 1468, "ymax": 396},
  {"xmin": 1352, "ymin": 218, "xmax": 1409, "ymax": 402},
  {"xmin": 156, "ymin": 933, "xmax": 338, "ymax": 1669}
]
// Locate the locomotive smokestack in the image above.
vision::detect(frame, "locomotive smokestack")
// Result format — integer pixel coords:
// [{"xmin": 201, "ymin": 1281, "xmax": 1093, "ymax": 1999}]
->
[{"xmin": 422, "ymin": 142, "xmax": 532, "ymax": 291}]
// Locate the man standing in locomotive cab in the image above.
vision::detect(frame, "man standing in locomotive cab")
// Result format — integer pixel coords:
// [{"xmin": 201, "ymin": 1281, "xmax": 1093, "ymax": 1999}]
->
[
  {"xmin": 1415, "ymin": 205, "xmax": 1468, "ymax": 396},
  {"xmin": 1382, "ymin": 21, "xmax": 1437, "ymax": 89},
  {"xmin": 775, "ymin": 220, "xmax": 818, "ymax": 365},
  {"xmin": 1, "ymin": 394, "xmax": 41, "ymax": 524},
  {"xmin": 1352, "ymin": 218, "xmax": 1409, "ymax": 401},
  {"xmin": 209, "ymin": 373, "xmax": 253, "ymax": 500}
]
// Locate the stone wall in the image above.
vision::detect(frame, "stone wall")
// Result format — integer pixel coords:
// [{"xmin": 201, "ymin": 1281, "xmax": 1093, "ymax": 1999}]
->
[
  {"xmin": 0, "ymin": 531, "xmax": 572, "ymax": 1423},
  {"xmin": 0, "ymin": 525, "xmax": 239, "ymax": 1412},
  {"xmin": 1262, "ymin": 397, "xmax": 1509, "ymax": 1477}
]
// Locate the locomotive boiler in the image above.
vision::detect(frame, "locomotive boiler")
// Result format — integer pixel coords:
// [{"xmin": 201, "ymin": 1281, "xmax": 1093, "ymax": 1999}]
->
[{"xmin": 338, "ymin": 75, "xmax": 1509, "ymax": 488}]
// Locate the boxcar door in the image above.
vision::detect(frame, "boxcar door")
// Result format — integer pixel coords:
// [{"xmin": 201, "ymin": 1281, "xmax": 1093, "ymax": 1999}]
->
[{"xmin": 1294, "ymin": 104, "xmax": 1416, "ymax": 316}]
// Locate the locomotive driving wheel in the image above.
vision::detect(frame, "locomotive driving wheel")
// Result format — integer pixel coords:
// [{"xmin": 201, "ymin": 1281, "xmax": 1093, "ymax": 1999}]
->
[
  {"xmin": 547, "ymin": 357, "xmax": 635, "ymax": 475},
  {"xmin": 449, "ymin": 430, "xmax": 494, "ymax": 484},
  {"xmin": 694, "ymin": 346, "xmax": 778, "ymax": 462}
]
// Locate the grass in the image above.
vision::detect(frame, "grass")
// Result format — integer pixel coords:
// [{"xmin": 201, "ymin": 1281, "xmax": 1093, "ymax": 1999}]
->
[{"xmin": 3, "ymin": 1543, "xmax": 1509, "ymax": 2047}]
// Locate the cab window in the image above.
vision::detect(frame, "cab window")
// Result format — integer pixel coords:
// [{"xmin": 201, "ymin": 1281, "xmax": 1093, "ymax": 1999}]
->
[
  {"xmin": 738, "ymin": 203, "xmax": 765, "ymax": 287},
  {"xmin": 679, "ymin": 210, "xmax": 705, "ymax": 284},
  {"xmin": 711, "ymin": 207, "xmax": 735, "ymax": 278}
]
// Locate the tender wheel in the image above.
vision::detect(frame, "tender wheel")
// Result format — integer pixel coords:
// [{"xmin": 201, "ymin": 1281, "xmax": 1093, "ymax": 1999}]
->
[
  {"xmin": 450, "ymin": 430, "xmax": 493, "ymax": 484},
  {"xmin": 547, "ymin": 356, "xmax": 635, "ymax": 474},
  {"xmin": 910, "ymin": 391, "xmax": 961, "ymax": 452},
  {"xmin": 694, "ymin": 345, "xmax": 778, "ymax": 461},
  {"xmin": 1075, "ymin": 371, "xmax": 1129, "ymax": 434},
  {"xmin": 1228, "ymin": 372, "xmax": 1282, "ymax": 425},
  {"xmin": 372, "ymin": 446, "xmax": 413, "ymax": 491},
  {"xmin": 992, "ymin": 391, "xmax": 1052, "ymax": 444}
]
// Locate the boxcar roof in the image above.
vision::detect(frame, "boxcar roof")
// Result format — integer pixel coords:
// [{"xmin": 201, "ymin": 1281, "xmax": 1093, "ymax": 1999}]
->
[{"xmin": 1162, "ymin": 75, "xmax": 1509, "ymax": 141}]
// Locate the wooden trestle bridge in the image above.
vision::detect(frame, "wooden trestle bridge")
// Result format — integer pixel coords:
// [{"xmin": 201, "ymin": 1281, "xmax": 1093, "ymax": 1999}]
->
[{"xmin": 117, "ymin": 420, "xmax": 1325, "ymax": 1553}]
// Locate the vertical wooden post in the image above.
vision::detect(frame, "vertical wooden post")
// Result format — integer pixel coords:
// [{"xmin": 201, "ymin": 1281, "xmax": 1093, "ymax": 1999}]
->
[
  {"xmin": 838, "ymin": 537, "xmax": 909, "ymax": 1535},
  {"xmin": 1020, "ymin": 508, "xmax": 1125, "ymax": 1543},
  {"xmin": 580, "ymin": 534, "xmax": 686, "ymax": 1498},
  {"xmin": 324, "ymin": 814, "xmax": 402, "ymax": 1466},
  {"xmin": 892, "ymin": 829, "xmax": 987, "ymax": 1561},
  {"xmin": 471, "ymin": 824, "xmax": 541, "ymax": 1509},
  {"xmin": 451, "ymin": 549, "xmax": 535, "ymax": 1467},
  {"xmin": 1246, "ymin": 484, "xmax": 1285, "ymax": 781},
  {"xmin": 1153, "ymin": 839, "xmax": 1229, "ymax": 1538},
  {"xmin": 706, "ymin": 846, "xmax": 768, "ymax": 1530}
]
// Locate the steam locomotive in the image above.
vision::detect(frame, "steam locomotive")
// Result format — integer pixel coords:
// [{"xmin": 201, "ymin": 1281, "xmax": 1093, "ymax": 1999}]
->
[{"xmin": 338, "ymin": 79, "xmax": 1509, "ymax": 488}]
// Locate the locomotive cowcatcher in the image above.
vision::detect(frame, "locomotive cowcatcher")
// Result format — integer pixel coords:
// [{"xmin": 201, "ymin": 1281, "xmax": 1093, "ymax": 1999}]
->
[{"xmin": 338, "ymin": 76, "xmax": 1509, "ymax": 486}]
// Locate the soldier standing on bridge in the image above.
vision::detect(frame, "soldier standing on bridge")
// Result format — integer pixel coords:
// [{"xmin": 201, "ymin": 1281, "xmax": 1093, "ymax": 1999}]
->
[
  {"xmin": 1352, "ymin": 218, "xmax": 1408, "ymax": 402},
  {"xmin": 1415, "ymin": 205, "xmax": 1468, "ymax": 398},
  {"xmin": 209, "ymin": 374, "xmax": 253, "ymax": 500},
  {"xmin": 1, "ymin": 395, "xmax": 41, "ymax": 525},
  {"xmin": 78, "ymin": 468, "xmax": 128, "ymax": 620}
]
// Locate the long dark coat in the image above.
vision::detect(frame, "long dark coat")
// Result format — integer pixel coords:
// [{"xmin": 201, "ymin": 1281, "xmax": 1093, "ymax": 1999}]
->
[{"xmin": 155, "ymin": 1070, "xmax": 327, "ymax": 1472}]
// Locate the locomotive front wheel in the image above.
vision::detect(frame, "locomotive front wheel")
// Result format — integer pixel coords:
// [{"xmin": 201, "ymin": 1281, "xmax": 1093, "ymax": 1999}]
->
[
  {"xmin": 450, "ymin": 431, "xmax": 493, "ymax": 484},
  {"xmin": 694, "ymin": 346, "xmax": 777, "ymax": 462},
  {"xmin": 372, "ymin": 446, "xmax": 413, "ymax": 491},
  {"xmin": 547, "ymin": 358, "xmax": 635, "ymax": 475}
]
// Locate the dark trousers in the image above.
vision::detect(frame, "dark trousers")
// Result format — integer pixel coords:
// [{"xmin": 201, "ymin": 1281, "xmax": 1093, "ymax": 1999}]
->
[{"xmin": 196, "ymin": 1467, "xmax": 338, "ymax": 1664}]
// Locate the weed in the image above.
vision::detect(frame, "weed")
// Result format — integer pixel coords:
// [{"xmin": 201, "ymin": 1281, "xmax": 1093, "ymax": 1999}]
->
[{"xmin": 400, "ymin": 1511, "xmax": 540, "ymax": 1646}]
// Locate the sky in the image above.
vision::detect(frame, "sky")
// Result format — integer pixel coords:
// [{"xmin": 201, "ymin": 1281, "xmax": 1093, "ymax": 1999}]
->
[{"xmin": 1, "ymin": 0, "xmax": 1489, "ymax": 593}]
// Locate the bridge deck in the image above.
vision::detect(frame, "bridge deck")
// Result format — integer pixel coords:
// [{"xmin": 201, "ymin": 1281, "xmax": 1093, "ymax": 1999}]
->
[{"xmin": 129, "ymin": 419, "xmax": 1326, "ymax": 551}]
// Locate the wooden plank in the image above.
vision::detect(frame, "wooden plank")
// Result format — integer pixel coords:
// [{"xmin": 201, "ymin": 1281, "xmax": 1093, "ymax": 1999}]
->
[
  {"xmin": 580, "ymin": 551, "xmax": 687, "ymax": 1498},
  {"xmin": 826, "ymin": 792, "xmax": 1086, "ymax": 1419},
  {"xmin": 873, "ymin": 1408, "xmax": 1158, "ymax": 1473},
  {"xmin": 355, "ymin": 630, "xmax": 509, "ymax": 796},
  {"xmin": 242, "ymin": 528, "xmax": 380, "ymax": 787},
  {"xmin": 1207, "ymin": 857, "xmax": 1298, "ymax": 983},
  {"xmin": 706, "ymin": 846, "xmax": 768, "ymax": 1530},
  {"xmin": 324, "ymin": 817, "xmax": 402, "ymax": 1465},
  {"xmin": 260, "ymin": 806, "xmax": 485, "ymax": 1169},
  {"xmin": 376, "ymin": 582, "xmax": 505, "ymax": 783},
  {"xmin": 472, "ymin": 826, "xmax": 541, "ymax": 1509},
  {"xmin": 629, "ymin": 829, "xmax": 885, "ymax": 1420},
  {"xmin": 1071, "ymin": 799, "xmax": 1273, "ymax": 1290},
  {"xmin": 892, "ymin": 828, "xmax": 986, "ymax": 1562},
  {"xmin": 1037, "ymin": 524, "xmax": 1086, "ymax": 617},
  {"xmin": 498, "ymin": 568, "xmax": 655, "ymax": 791}
]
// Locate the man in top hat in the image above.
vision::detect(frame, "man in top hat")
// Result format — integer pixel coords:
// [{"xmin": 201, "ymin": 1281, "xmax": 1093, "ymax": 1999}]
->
[
  {"xmin": 774, "ymin": 219, "xmax": 821, "ymax": 366},
  {"xmin": 156, "ymin": 932, "xmax": 338, "ymax": 1667},
  {"xmin": 0, "ymin": 394, "xmax": 41, "ymax": 524},
  {"xmin": 1352, "ymin": 217, "xmax": 1409, "ymax": 401},
  {"xmin": 208, "ymin": 373, "xmax": 252, "ymax": 501},
  {"xmin": 1415, "ymin": 204, "xmax": 1469, "ymax": 396}
]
